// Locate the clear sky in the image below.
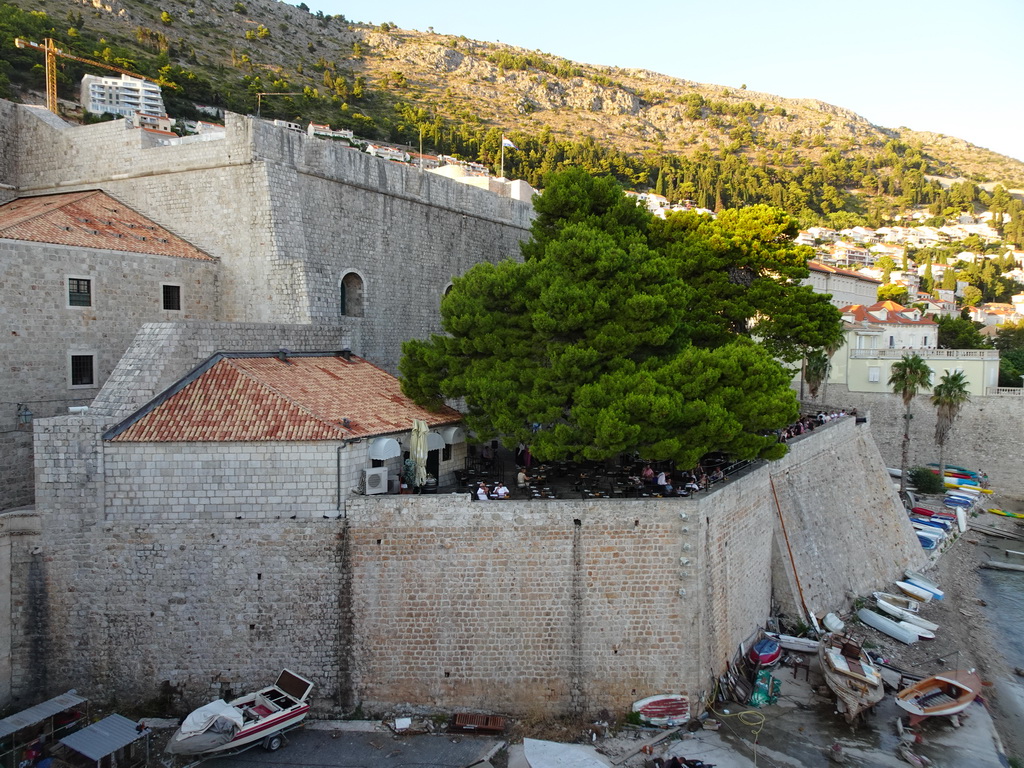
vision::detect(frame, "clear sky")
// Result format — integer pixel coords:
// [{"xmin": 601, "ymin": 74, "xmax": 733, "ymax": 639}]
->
[{"xmin": 301, "ymin": 0, "xmax": 1024, "ymax": 163}]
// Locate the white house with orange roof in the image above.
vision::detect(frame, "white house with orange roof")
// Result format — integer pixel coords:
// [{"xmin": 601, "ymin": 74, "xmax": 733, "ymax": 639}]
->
[
  {"xmin": 805, "ymin": 261, "xmax": 881, "ymax": 308},
  {"xmin": 825, "ymin": 301, "xmax": 999, "ymax": 396}
]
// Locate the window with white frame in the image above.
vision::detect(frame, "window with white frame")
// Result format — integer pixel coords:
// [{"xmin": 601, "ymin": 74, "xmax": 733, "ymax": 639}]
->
[{"xmin": 868, "ymin": 366, "xmax": 881, "ymax": 383}]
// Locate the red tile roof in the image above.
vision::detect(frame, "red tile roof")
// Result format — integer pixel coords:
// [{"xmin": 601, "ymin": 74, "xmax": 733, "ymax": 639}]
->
[
  {"xmin": 109, "ymin": 353, "xmax": 461, "ymax": 442},
  {"xmin": 808, "ymin": 261, "xmax": 882, "ymax": 283},
  {"xmin": 841, "ymin": 301, "xmax": 937, "ymax": 326},
  {"xmin": 0, "ymin": 190, "xmax": 215, "ymax": 261}
]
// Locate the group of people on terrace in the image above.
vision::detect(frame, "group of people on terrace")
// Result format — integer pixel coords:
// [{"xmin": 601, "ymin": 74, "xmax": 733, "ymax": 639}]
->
[{"xmin": 776, "ymin": 408, "xmax": 855, "ymax": 442}]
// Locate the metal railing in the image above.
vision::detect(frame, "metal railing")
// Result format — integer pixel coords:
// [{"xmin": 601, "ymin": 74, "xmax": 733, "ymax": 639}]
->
[{"xmin": 985, "ymin": 387, "xmax": 1024, "ymax": 396}]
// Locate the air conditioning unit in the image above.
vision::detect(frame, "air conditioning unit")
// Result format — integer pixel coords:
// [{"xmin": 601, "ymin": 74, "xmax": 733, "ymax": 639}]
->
[{"xmin": 364, "ymin": 467, "xmax": 388, "ymax": 495}]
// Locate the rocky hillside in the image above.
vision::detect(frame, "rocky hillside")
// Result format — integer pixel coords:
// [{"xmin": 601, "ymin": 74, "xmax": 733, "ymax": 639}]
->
[{"xmin": 3, "ymin": 0, "xmax": 1023, "ymax": 211}]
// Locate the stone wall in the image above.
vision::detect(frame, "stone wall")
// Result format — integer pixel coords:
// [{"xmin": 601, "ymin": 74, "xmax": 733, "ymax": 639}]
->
[
  {"xmin": 818, "ymin": 386, "xmax": 1024, "ymax": 500},
  {"xmin": 0, "ymin": 242, "xmax": 219, "ymax": 509},
  {"xmin": 6, "ymin": 105, "xmax": 534, "ymax": 374},
  {"xmin": 18, "ymin": 418, "xmax": 921, "ymax": 719}
]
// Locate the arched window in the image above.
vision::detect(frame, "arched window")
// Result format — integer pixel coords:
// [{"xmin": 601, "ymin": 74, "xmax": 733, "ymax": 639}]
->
[{"xmin": 340, "ymin": 272, "xmax": 364, "ymax": 317}]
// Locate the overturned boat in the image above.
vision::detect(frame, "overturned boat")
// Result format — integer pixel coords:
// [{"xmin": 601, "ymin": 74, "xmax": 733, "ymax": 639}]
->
[{"xmin": 166, "ymin": 670, "xmax": 314, "ymax": 756}]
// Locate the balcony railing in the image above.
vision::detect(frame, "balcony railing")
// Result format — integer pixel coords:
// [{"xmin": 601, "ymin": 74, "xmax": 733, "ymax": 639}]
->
[
  {"xmin": 986, "ymin": 387, "xmax": 1024, "ymax": 396},
  {"xmin": 849, "ymin": 348, "xmax": 999, "ymax": 360}
]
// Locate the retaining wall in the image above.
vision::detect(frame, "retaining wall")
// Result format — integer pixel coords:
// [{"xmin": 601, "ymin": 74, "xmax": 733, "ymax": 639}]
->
[{"xmin": 16, "ymin": 417, "xmax": 920, "ymax": 719}]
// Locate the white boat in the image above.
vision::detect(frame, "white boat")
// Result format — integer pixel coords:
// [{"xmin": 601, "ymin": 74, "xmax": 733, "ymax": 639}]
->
[
  {"xmin": 956, "ymin": 506, "xmax": 967, "ymax": 533},
  {"xmin": 905, "ymin": 570, "xmax": 945, "ymax": 600},
  {"xmin": 765, "ymin": 632, "xmax": 819, "ymax": 653},
  {"xmin": 874, "ymin": 597, "xmax": 939, "ymax": 633},
  {"xmin": 886, "ymin": 467, "xmax": 903, "ymax": 478},
  {"xmin": 896, "ymin": 581, "xmax": 933, "ymax": 603},
  {"xmin": 896, "ymin": 670, "xmax": 982, "ymax": 725},
  {"xmin": 872, "ymin": 591, "xmax": 920, "ymax": 613},
  {"xmin": 898, "ymin": 621, "xmax": 935, "ymax": 640},
  {"xmin": 911, "ymin": 523, "xmax": 944, "ymax": 540},
  {"xmin": 166, "ymin": 670, "xmax": 314, "ymax": 756},
  {"xmin": 857, "ymin": 608, "xmax": 918, "ymax": 644},
  {"xmin": 823, "ymin": 613, "xmax": 845, "ymax": 632}
]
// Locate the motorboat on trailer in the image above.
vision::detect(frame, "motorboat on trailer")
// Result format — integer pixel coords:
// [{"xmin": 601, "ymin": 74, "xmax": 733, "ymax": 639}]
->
[{"xmin": 166, "ymin": 670, "xmax": 314, "ymax": 757}]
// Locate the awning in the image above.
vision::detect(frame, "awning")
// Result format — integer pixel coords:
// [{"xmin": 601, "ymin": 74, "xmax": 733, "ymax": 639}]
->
[
  {"xmin": 368, "ymin": 437, "xmax": 401, "ymax": 460},
  {"xmin": 439, "ymin": 426, "xmax": 466, "ymax": 445},
  {"xmin": 0, "ymin": 691, "xmax": 87, "ymax": 740},
  {"xmin": 426, "ymin": 432, "xmax": 446, "ymax": 451},
  {"xmin": 60, "ymin": 714, "xmax": 146, "ymax": 762}
]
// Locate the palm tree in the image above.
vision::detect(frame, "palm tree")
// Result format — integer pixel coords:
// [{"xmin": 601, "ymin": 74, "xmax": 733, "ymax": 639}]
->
[
  {"xmin": 931, "ymin": 370, "xmax": 970, "ymax": 484},
  {"xmin": 888, "ymin": 353, "xmax": 933, "ymax": 496},
  {"xmin": 804, "ymin": 350, "xmax": 830, "ymax": 401}
]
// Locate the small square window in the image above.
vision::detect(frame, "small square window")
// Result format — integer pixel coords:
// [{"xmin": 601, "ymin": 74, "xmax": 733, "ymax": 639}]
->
[
  {"xmin": 68, "ymin": 278, "xmax": 92, "ymax": 307},
  {"xmin": 70, "ymin": 355, "xmax": 95, "ymax": 387},
  {"xmin": 162, "ymin": 284, "xmax": 182, "ymax": 311}
]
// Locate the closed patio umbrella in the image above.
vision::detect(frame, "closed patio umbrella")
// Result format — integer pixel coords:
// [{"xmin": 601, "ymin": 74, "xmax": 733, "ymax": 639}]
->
[{"xmin": 410, "ymin": 419, "xmax": 428, "ymax": 488}]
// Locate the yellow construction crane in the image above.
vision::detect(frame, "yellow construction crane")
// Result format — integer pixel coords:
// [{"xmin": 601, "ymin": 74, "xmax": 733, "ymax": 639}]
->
[{"xmin": 14, "ymin": 37, "xmax": 159, "ymax": 115}]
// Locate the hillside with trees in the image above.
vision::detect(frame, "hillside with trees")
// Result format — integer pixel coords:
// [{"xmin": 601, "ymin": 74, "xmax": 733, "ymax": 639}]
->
[{"xmin": 2, "ymin": 0, "xmax": 1023, "ymax": 237}]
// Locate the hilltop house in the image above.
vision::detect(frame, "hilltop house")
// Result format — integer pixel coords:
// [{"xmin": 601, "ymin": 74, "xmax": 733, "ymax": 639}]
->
[{"xmin": 805, "ymin": 261, "xmax": 881, "ymax": 308}]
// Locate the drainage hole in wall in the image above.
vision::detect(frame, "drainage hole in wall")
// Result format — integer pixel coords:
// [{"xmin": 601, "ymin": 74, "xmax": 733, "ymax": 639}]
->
[
  {"xmin": 634, "ymin": 519, "xmax": 639, "ymax": 527},
  {"xmin": 257, "ymin": 573, "xmax": 262, "ymax": 580},
  {"xmin": 250, "ymin": 624, "xmax": 255, "ymax": 631},
  {"xmin": 444, "ymin": 671, "xmax": 450, "ymax": 678},
  {"xmin": 574, "ymin": 519, "xmax": 582, "ymax": 527},
  {"xmin": 377, "ymin": 539, "xmax": 382, "ymax": 545}
]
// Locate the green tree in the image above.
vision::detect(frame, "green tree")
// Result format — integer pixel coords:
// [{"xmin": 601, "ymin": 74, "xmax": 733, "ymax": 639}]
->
[
  {"xmin": 930, "ymin": 370, "xmax": 970, "ymax": 482},
  {"xmin": 889, "ymin": 353, "xmax": 933, "ymax": 496},
  {"xmin": 877, "ymin": 283, "xmax": 909, "ymax": 305},
  {"xmin": 400, "ymin": 169, "xmax": 802, "ymax": 466},
  {"xmin": 803, "ymin": 349, "xmax": 830, "ymax": 401},
  {"xmin": 935, "ymin": 315, "xmax": 987, "ymax": 349},
  {"xmin": 649, "ymin": 204, "xmax": 843, "ymax": 363},
  {"xmin": 875, "ymin": 255, "xmax": 896, "ymax": 283},
  {"xmin": 961, "ymin": 285, "xmax": 982, "ymax": 307}
]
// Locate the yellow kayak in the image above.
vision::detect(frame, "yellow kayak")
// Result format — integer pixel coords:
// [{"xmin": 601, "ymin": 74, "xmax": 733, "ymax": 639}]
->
[
  {"xmin": 945, "ymin": 482, "xmax": 992, "ymax": 494},
  {"xmin": 988, "ymin": 508, "xmax": 1024, "ymax": 520}
]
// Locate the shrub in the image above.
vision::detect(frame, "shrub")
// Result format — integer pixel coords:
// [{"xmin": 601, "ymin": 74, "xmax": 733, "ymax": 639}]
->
[{"xmin": 908, "ymin": 466, "xmax": 944, "ymax": 494}]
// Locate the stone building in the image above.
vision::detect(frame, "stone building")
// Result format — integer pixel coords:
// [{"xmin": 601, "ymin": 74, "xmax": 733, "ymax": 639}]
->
[
  {"xmin": 0, "ymin": 190, "xmax": 219, "ymax": 508},
  {"xmin": 0, "ymin": 99, "xmax": 534, "ymax": 510},
  {"xmin": 100, "ymin": 350, "xmax": 466, "ymax": 518}
]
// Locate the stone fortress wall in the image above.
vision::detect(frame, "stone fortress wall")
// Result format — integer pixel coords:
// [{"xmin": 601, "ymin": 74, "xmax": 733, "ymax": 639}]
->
[
  {"xmin": 0, "ymin": 99, "xmax": 533, "ymax": 511},
  {"xmin": 3, "ymin": 101, "xmax": 534, "ymax": 373},
  {"xmin": 809, "ymin": 386, "xmax": 1024, "ymax": 500},
  {"xmin": 15, "ymin": 418, "xmax": 919, "ymax": 718}
]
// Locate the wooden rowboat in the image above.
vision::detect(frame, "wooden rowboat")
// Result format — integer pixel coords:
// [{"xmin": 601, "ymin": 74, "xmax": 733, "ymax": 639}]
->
[
  {"xmin": 895, "ymin": 670, "xmax": 982, "ymax": 725},
  {"xmin": 872, "ymin": 591, "xmax": 920, "ymax": 613},
  {"xmin": 818, "ymin": 634, "xmax": 884, "ymax": 723}
]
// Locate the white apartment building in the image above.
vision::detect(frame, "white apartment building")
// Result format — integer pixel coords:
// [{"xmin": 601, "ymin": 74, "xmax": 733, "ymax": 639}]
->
[{"xmin": 80, "ymin": 74, "xmax": 164, "ymax": 118}]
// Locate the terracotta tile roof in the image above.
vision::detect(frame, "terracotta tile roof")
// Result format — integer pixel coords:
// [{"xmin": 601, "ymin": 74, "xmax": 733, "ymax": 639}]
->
[
  {"xmin": 0, "ymin": 190, "xmax": 215, "ymax": 261},
  {"xmin": 841, "ymin": 302, "xmax": 937, "ymax": 326},
  {"xmin": 108, "ymin": 353, "xmax": 461, "ymax": 442},
  {"xmin": 808, "ymin": 261, "xmax": 881, "ymax": 283}
]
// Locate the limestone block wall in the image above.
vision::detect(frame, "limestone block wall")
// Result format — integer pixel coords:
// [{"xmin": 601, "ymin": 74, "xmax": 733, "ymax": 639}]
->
[
  {"xmin": 820, "ymin": 386, "xmax": 1024, "ymax": 500},
  {"xmin": 0, "ymin": 241, "xmax": 219, "ymax": 510},
  {"xmin": 19, "ymin": 412, "xmax": 922, "ymax": 719},
  {"xmin": 5, "ymin": 103, "xmax": 534, "ymax": 374},
  {"xmin": 0, "ymin": 510, "xmax": 40, "ymax": 706},
  {"xmin": 766, "ymin": 417, "xmax": 925, "ymax": 620}
]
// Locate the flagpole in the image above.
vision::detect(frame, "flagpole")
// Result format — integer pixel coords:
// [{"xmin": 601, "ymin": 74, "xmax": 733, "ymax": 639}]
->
[{"xmin": 500, "ymin": 134, "xmax": 505, "ymax": 179}]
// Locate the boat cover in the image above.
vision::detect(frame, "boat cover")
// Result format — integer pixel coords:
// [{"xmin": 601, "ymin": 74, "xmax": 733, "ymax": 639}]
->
[{"xmin": 165, "ymin": 700, "xmax": 243, "ymax": 755}]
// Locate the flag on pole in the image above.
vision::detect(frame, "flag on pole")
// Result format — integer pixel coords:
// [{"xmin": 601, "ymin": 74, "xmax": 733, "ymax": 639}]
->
[{"xmin": 501, "ymin": 136, "xmax": 517, "ymax": 149}]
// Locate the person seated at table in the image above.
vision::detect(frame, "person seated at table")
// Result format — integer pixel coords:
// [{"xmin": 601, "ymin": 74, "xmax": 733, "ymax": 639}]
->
[
  {"xmin": 493, "ymin": 482, "xmax": 510, "ymax": 498},
  {"xmin": 710, "ymin": 467, "xmax": 724, "ymax": 483},
  {"xmin": 517, "ymin": 468, "xmax": 530, "ymax": 489},
  {"xmin": 641, "ymin": 465, "xmax": 655, "ymax": 484},
  {"xmin": 476, "ymin": 482, "xmax": 490, "ymax": 501},
  {"xmin": 656, "ymin": 470, "xmax": 670, "ymax": 487}
]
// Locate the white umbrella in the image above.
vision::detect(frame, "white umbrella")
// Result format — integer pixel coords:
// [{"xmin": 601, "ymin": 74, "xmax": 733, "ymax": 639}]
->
[{"xmin": 410, "ymin": 419, "xmax": 429, "ymax": 488}]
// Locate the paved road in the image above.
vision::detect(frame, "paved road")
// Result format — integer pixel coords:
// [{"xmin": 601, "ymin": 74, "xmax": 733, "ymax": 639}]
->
[{"xmin": 209, "ymin": 727, "xmax": 502, "ymax": 768}]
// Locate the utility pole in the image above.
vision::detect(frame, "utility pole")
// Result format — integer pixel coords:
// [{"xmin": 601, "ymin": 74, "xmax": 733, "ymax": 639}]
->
[{"xmin": 255, "ymin": 92, "xmax": 304, "ymax": 118}]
